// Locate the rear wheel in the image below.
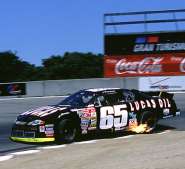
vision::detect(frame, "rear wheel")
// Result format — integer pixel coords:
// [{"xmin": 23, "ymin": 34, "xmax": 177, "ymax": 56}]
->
[
  {"xmin": 55, "ymin": 119, "xmax": 77, "ymax": 143},
  {"xmin": 140, "ymin": 111, "xmax": 158, "ymax": 133}
]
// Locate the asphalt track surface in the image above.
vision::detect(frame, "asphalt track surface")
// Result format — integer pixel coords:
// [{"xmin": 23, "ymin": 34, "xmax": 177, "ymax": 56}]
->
[{"xmin": 0, "ymin": 94, "xmax": 185, "ymax": 169}]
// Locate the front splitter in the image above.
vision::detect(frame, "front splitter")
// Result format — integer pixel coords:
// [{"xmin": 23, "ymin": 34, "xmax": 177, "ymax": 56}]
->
[{"xmin": 10, "ymin": 137, "xmax": 55, "ymax": 143}]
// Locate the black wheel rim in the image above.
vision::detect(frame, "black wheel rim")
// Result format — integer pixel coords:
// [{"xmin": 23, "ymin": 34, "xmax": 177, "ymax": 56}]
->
[
  {"xmin": 142, "ymin": 112, "xmax": 157, "ymax": 133},
  {"xmin": 63, "ymin": 126, "xmax": 76, "ymax": 141},
  {"xmin": 146, "ymin": 116, "xmax": 157, "ymax": 131},
  {"xmin": 57, "ymin": 121, "xmax": 76, "ymax": 142}
]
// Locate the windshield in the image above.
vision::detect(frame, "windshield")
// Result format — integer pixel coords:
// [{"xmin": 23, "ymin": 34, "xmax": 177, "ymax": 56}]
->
[{"xmin": 58, "ymin": 91, "xmax": 95, "ymax": 108}]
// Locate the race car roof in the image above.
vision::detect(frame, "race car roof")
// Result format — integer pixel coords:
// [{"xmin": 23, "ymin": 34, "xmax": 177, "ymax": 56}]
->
[{"xmin": 85, "ymin": 88, "xmax": 120, "ymax": 92}]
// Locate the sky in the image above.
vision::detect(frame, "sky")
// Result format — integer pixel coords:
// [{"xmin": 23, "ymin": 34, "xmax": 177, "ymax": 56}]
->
[{"xmin": 0, "ymin": 0, "xmax": 185, "ymax": 65}]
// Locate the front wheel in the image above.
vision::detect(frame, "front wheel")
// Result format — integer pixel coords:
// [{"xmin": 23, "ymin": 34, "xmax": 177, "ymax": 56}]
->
[
  {"xmin": 55, "ymin": 119, "xmax": 77, "ymax": 144},
  {"xmin": 140, "ymin": 111, "xmax": 158, "ymax": 133}
]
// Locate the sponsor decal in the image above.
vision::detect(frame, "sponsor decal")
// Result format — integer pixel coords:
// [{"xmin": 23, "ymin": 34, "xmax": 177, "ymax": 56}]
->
[
  {"xmin": 104, "ymin": 53, "xmax": 185, "ymax": 77},
  {"xmin": 0, "ymin": 83, "xmax": 26, "ymax": 96},
  {"xmin": 129, "ymin": 119, "xmax": 138, "ymax": 128},
  {"xmin": 150, "ymin": 85, "xmax": 181, "ymax": 90},
  {"xmin": 45, "ymin": 124, "xmax": 54, "ymax": 128},
  {"xmin": 105, "ymin": 32, "xmax": 185, "ymax": 55},
  {"xmin": 163, "ymin": 109, "xmax": 170, "ymax": 116},
  {"xmin": 88, "ymin": 119, "xmax": 97, "ymax": 130},
  {"xmin": 45, "ymin": 127, "xmax": 54, "ymax": 131},
  {"xmin": 129, "ymin": 112, "xmax": 138, "ymax": 127},
  {"xmin": 45, "ymin": 130, "xmax": 54, "ymax": 137},
  {"xmin": 45, "ymin": 124, "xmax": 54, "ymax": 136},
  {"xmin": 80, "ymin": 112, "xmax": 90, "ymax": 134},
  {"xmin": 79, "ymin": 107, "xmax": 97, "ymax": 131},
  {"xmin": 129, "ymin": 98, "xmax": 171, "ymax": 112},
  {"xmin": 135, "ymin": 36, "xmax": 159, "ymax": 44},
  {"xmin": 139, "ymin": 76, "xmax": 185, "ymax": 91},
  {"xmin": 133, "ymin": 35, "xmax": 185, "ymax": 53},
  {"xmin": 7, "ymin": 84, "xmax": 22, "ymax": 95},
  {"xmin": 78, "ymin": 107, "xmax": 96, "ymax": 118},
  {"xmin": 82, "ymin": 130, "xmax": 88, "ymax": 134},
  {"xmin": 45, "ymin": 124, "xmax": 54, "ymax": 131},
  {"xmin": 129, "ymin": 112, "xmax": 136, "ymax": 119},
  {"xmin": 115, "ymin": 57, "xmax": 162, "ymax": 74},
  {"xmin": 81, "ymin": 119, "xmax": 90, "ymax": 130},
  {"xmin": 39, "ymin": 126, "xmax": 45, "ymax": 132}
]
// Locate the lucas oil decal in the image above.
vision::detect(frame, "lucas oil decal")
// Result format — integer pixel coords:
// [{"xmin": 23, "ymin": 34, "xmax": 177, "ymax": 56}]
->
[{"xmin": 128, "ymin": 98, "xmax": 171, "ymax": 112}]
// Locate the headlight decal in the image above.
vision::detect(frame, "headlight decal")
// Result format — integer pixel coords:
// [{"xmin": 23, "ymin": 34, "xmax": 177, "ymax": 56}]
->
[{"xmin": 27, "ymin": 120, "xmax": 45, "ymax": 126}]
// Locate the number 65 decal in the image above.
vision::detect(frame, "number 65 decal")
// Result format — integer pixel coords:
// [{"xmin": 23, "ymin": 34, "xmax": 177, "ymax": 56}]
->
[{"xmin": 100, "ymin": 105, "xmax": 128, "ymax": 129}]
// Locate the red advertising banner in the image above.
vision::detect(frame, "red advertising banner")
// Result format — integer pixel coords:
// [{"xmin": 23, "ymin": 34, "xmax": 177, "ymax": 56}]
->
[{"xmin": 104, "ymin": 53, "xmax": 185, "ymax": 77}]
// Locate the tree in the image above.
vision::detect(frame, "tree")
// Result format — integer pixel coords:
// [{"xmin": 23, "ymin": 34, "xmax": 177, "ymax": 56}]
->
[
  {"xmin": 0, "ymin": 51, "xmax": 38, "ymax": 82},
  {"xmin": 0, "ymin": 51, "xmax": 104, "ymax": 82},
  {"xmin": 42, "ymin": 52, "xmax": 103, "ymax": 80}
]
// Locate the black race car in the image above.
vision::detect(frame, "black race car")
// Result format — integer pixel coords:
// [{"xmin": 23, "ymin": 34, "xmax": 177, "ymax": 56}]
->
[{"xmin": 10, "ymin": 88, "xmax": 180, "ymax": 143}]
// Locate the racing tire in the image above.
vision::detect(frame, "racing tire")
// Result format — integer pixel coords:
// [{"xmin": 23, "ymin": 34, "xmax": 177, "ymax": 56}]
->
[
  {"xmin": 55, "ymin": 119, "xmax": 77, "ymax": 144},
  {"xmin": 140, "ymin": 111, "xmax": 158, "ymax": 133}
]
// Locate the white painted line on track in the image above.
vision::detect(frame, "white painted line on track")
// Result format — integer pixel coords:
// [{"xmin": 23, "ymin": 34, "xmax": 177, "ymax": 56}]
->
[
  {"xmin": 40, "ymin": 145, "xmax": 66, "ymax": 150},
  {"xmin": 113, "ymin": 135, "xmax": 135, "ymax": 140},
  {"xmin": 0, "ymin": 95, "xmax": 68, "ymax": 101},
  {"xmin": 0, "ymin": 155, "xmax": 14, "ymax": 162},
  {"xmin": 74, "ymin": 140, "xmax": 97, "ymax": 145},
  {"xmin": 10, "ymin": 150, "xmax": 40, "ymax": 155},
  {"xmin": 157, "ymin": 130, "xmax": 171, "ymax": 135}
]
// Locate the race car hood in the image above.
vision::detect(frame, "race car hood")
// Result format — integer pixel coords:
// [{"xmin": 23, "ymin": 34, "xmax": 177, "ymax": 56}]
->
[{"xmin": 18, "ymin": 105, "xmax": 69, "ymax": 121}]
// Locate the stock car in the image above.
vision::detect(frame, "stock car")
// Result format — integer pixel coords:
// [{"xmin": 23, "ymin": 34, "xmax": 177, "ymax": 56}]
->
[{"xmin": 10, "ymin": 88, "xmax": 180, "ymax": 143}]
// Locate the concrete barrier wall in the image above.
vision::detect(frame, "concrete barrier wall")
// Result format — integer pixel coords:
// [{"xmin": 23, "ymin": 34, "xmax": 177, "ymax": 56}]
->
[
  {"xmin": 26, "ymin": 77, "xmax": 139, "ymax": 97},
  {"xmin": 2, "ymin": 76, "xmax": 184, "ymax": 98},
  {"xmin": 27, "ymin": 81, "xmax": 44, "ymax": 97}
]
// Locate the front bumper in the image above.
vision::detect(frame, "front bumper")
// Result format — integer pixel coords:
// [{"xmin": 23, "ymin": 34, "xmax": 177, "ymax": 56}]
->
[{"xmin": 10, "ymin": 123, "xmax": 55, "ymax": 143}]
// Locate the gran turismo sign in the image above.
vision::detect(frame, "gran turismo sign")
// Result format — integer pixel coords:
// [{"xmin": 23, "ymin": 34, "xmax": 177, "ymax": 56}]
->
[{"xmin": 105, "ymin": 31, "xmax": 185, "ymax": 55}]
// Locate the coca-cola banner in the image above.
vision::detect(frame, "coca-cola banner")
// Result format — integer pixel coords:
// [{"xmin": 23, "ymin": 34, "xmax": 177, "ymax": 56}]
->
[{"xmin": 104, "ymin": 53, "xmax": 185, "ymax": 77}]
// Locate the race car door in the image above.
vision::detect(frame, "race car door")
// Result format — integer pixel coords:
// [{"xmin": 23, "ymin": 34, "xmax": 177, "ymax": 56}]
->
[{"xmin": 94, "ymin": 91, "xmax": 129, "ymax": 131}]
